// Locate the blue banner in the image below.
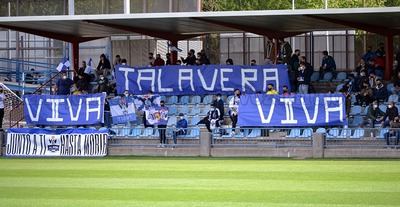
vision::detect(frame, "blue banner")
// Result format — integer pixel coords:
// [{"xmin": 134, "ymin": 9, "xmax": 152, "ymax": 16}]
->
[
  {"xmin": 115, "ymin": 64, "xmax": 290, "ymax": 95},
  {"xmin": 6, "ymin": 128, "xmax": 108, "ymax": 157},
  {"xmin": 109, "ymin": 96, "xmax": 137, "ymax": 124},
  {"xmin": 23, "ymin": 93, "xmax": 106, "ymax": 126},
  {"xmin": 238, "ymin": 94, "xmax": 346, "ymax": 127}
]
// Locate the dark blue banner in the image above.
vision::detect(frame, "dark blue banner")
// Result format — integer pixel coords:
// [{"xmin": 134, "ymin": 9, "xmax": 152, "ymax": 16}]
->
[
  {"xmin": 23, "ymin": 93, "xmax": 106, "ymax": 126},
  {"xmin": 238, "ymin": 94, "xmax": 346, "ymax": 127},
  {"xmin": 115, "ymin": 64, "xmax": 290, "ymax": 95}
]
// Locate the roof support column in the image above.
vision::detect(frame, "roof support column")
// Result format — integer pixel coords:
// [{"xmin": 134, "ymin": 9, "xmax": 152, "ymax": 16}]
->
[
  {"xmin": 170, "ymin": 39, "xmax": 178, "ymax": 65},
  {"xmin": 72, "ymin": 40, "xmax": 79, "ymax": 74},
  {"xmin": 384, "ymin": 35, "xmax": 393, "ymax": 81}
]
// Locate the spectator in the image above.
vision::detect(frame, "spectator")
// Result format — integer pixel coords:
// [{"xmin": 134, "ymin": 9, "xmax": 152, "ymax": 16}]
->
[
  {"xmin": 114, "ymin": 55, "xmax": 121, "ymax": 67},
  {"xmin": 158, "ymin": 100, "xmax": 168, "ymax": 147},
  {"xmin": 266, "ymin": 83, "xmax": 278, "ymax": 95},
  {"xmin": 282, "ymin": 85, "xmax": 292, "ymax": 96},
  {"xmin": 297, "ymin": 56, "xmax": 313, "ymax": 94},
  {"xmin": 339, "ymin": 86, "xmax": 351, "ymax": 118},
  {"xmin": 385, "ymin": 116, "xmax": 400, "ymax": 146},
  {"xmin": 353, "ymin": 70, "xmax": 368, "ymax": 93},
  {"xmin": 373, "ymin": 79, "xmax": 388, "ymax": 103},
  {"xmin": 200, "ymin": 49, "xmax": 210, "ymax": 65},
  {"xmin": 368, "ymin": 73, "xmax": 377, "ymax": 89},
  {"xmin": 319, "ymin": 51, "xmax": 336, "ymax": 79},
  {"xmin": 229, "ymin": 89, "xmax": 241, "ymax": 129},
  {"xmin": 365, "ymin": 100, "xmax": 385, "ymax": 128},
  {"xmin": 153, "ymin": 54, "xmax": 165, "ymax": 66},
  {"xmin": 121, "ymin": 59, "xmax": 128, "ymax": 66},
  {"xmin": 148, "ymin": 52, "xmax": 155, "ymax": 66},
  {"xmin": 355, "ymin": 59, "xmax": 367, "ymax": 75},
  {"xmin": 226, "ymin": 58, "xmax": 233, "ymax": 65},
  {"xmin": 78, "ymin": 61, "xmax": 87, "ymax": 76},
  {"xmin": 103, "ymin": 98, "xmax": 111, "ymax": 128},
  {"xmin": 250, "ymin": 59, "xmax": 257, "ymax": 66},
  {"xmin": 181, "ymin": 49, "xmax": 196, "ymax": 65},
  {"xmin": 356, "ymin": 81, "xmax": 373, "ymax": 106},
  {"xmin": 208, "ymin": 103, "xmax": 221, "ymax": 131},
  {"xmin": 212, "ymin": 93, "xmax": 225, "ymax": 121},
  {"xmin": 25, "ymin": 68, "xmax": 36, "ymax": 84},
  {"xmin": 375, "ymin": 43, "xmax": 385, "ymax": 57},
  {"xmin": 165, "ymin": 53, "xmax": 172, "ymax": 65},
  {"xmin": 362, "ymin": 46, "xmax": 375, "ymax": 63},
  {"xmin": 96, "ymin": 54, "xmax": 111, "ymax": 80},
  {"xmin": 279, "ymin": 39, "xmax": 292, "ymax": 65},
  {"xmin": 0, "ymin": 87, "xmax": 4, "ymax": 129},
  {"xmin": 289, "ymin": 49, "xmax": 300, "ymax": 71},
  {"xmin": 383, "ymin": 101, "xmax": 399, "ymax": 128},
  {"xmin": 75, "ymin": 74, "xmax": 89, "ymax": 92},
  {"xmin": 56, "ymin": 72, "xmax": 73, "ymax": 95},
  {"xmin": 96, "ymin": 74, "xmax": 109, "ymax": 94},
  {"xmin": 172, "ymin": 113, "xmax": 188, "ymax": 146}
]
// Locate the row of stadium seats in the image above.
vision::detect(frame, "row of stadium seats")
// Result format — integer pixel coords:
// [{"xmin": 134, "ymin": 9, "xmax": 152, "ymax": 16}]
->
[
  {"xmin": 111, "ymin": 127, "xmax": 200, "ymax": 138},
  {"xmin": 161, "ymin": 94, "xmax": 233, "ymax": 105}
]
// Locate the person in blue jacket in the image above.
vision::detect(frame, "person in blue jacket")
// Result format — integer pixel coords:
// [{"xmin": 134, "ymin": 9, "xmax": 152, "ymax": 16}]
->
[{"xmin": 172, "ymin": 113, "xmax": 188, "ymax": 145}]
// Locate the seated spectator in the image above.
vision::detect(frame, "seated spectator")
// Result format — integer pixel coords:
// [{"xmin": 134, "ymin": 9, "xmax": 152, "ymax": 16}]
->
[
  {"xmin": 373, "ymin": 79, "xmax": 388, "ymax": 103},
  {"xmin": 181, "ymin": 49, "xmax": 196, "ymax": 65},
  {"xmin": 96, "ymin": 74, "xmax": 109, "ymax": 94},
  {"xmin": 226, "ymin": 58, "xmax": 233, "ymax": 65},
  {"xmin": 56, "ymin": 71, "xmax": 73, "ymax": 95},
  {"xmin": 25, "ymin": 68, "xmax": 36, "ymax": 84},
  {"xmin": 266, "ymin": 83, "xmax": 278, "ymax": 95},
  {"xmin": 353, "ymin": 71, "xmax": 368, "ymax": 93},
  {"xmin": 383, "ymin": 101, "xmax": 399, "ymax": 128},
  {"xmin": 319, "ymin": 51, "xmax": 336, "ymax": 79},
  {"xmin": 375, "ymin": 43, "xmax": 385, "ymax": 58},
  {"xmin": 197, "ymin": 103, "xmax": 221, "ymax": 132},
  {"xmin": 148, "ymin": 52, "xmax": 155, "ymax": 66},
  {"xmin": 282, "ymin": 85, "xmax": 292, "ymax": 96},
  {"xmin": 368, "ymin": 73, "xmax": 377, "ymax": 88},
  {"xmin": 200, "ymin": 49, "xmax": 210, "ymax": 65},
  {"xmin": 365, "ymin": 100, "xmax": 385, "ymax": 128},
  {"xmin": 385, "ymin": 116, "xmax": 400, "ymax": 146},
  {"xmin": 355, "ymin": 59, "xmax": 367, "ymax": 75},
  {"xmin": 153, "ymin": 54, "xmax": 165, "ymax": 66},
  {"xmin": 362, "ymin": 46, "xmax": 376, "ymax": 63},
  {"xmin": 96, "ymin": 54, "xmax": 111, "ymax": 80},
  {"xmin": 172, "ymin": 113, "xmax": 188, "ymax": 145},
  {"xmin": 75, "ymin": 74, "xmax": 89, "ymax": 92},
  {"xmin": 229, "ymin": 89, "xmax": 241, "ymax": 129},
  {"xmin": 212, "ymin": 93, "xmax": 224, "ymax": 121},
  {"xmin": 356, "ymin": 81, "xmax": 373, "ymax": 106},
  {"xmin": 250, "ymin": 59, "xmax": 257, "ymax": 66},
  {"xmin": 165, "ymin": 53, "xmax": 172, "ymax": 65}
]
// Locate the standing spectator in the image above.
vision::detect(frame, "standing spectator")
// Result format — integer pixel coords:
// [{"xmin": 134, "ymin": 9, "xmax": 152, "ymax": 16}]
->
[
  {"xmin": 383, "ymin": 101, "xmax": 399, "ymax": 128},
  {"xmin": 208, "ymin": 103, "xmax": 221, "ymax": 131},
  {"xmin": 96, "ymin": 54, "xmax": 111, "ymax": 80},
  {"xmin": 250, "ymin": 59, "xmax": 257, "ymax": 66},
  {"xmin": 319, "ymin": 51, "xmax": 336, "ymax": 79},
  {"xmin": 226, "ymin": 58, "xmax": 234, "ymax": 65},
  {"xmin": 289, "ymin": 49, "xmax": 300, "ymax": 71},
  {"xmin": 385, "ymin": 116, "xmax": 400, "ymax": 146},
  {"xmin": 0, "ymin": 87, "xmax": 4, "ymax": 129},
  {"xmin": 373, "ymin": 79, "xmax": 388, "ymax": 103},
  {"xmin": 172, "ymin": 113, "xmax": 188, "ymax": 146},
  {"xmin": 229, "ymin": 89, "xmax": 241, "ymax": 129},
  {"xmin": 362, "ymin": 46, "xmax": 376, "ymax": 63},
  {"xmin": 56, "ymin": 72, "xmax": 73, "ymax": 95},
  {"xmin": 365, "ymin": 100, "xmax": 385, "ymax": 128},
  {"xmin": 165, "ymin": 53, "xmax": 172, "ymax": 65},
  {"xmin": 181, "ymin": 49, "xmax": 196, "ymax": 65},
  {"xmin": 297, "ymin": 56, "xmax": 313, "ymax": 94},
  {"xmin": 279, "ymin": 39, "xmax": 292, "ymax": 65},
  {"xmin": 96, "ymin": 74, "xmax": 109, "ymax": 94},
  {"xmin": 200, "ymin": 49, "xmax": 210, "ymax": 65},
  {"xmin": 114, "ymin": 55, "xmax": 121, "ymax": 67},
  {"xmin": 266, "ymin": 83, "xmax": 278, "ymax": 95},
  {"xmin": 212, "ymin": 93, "xmax": 225, "ymax": 121},
  {"xmin": 153, "ymin": 54, "xmax": 165, "ymax": 66},
  {"xmin": 158, "ymin": 100, "xmax": 168, "ymax": 147},
  {"xmin": 148, "ymin": 52, "xmax": 155, "ymax": 66}
]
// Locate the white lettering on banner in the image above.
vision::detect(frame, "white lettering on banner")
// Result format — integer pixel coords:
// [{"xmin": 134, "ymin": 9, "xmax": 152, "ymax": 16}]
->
[
  {"xmin": 46, "ymin": 99, "xmax": 64, "ymax": 122},
  {"xmin": 119, "ymin": 67, "xmax": 135, "ymax": 91},
  {"xmin": 324, "ymin": 97, "xmax": 344, "ymax": 123},
  {"xmin": 157, "ymin": 69, "xmax": 173, "ymax": 92},
  {"xmin": 256, "ymin": 97, "xmax": 275, "ymax": 124},
  {"xmin": 301, "ymin": 97, "xmax": 319, "ymax": 124},
  {"xmin": 178, "ymin": 69, "xmax": 194, "ymax": 91},
  {"xmin": 279, "ymin": 98, "xmax": 298, "ymax": 124},
  {"xmin": 220, "ymin": 68, "xmax": 234, "ymax": 91},
  {"xmin": 197, "ymin": 69, "xmax": 218, "ymax": 91},
  {"xmin": 137, "ymin": 69, "xmax": 155, "ymax": 92},
  {"xmin": 67, "ymin": 98, "xmax": 82, "ymax": 121},
  {"xmin": 263, "ymin": 68, "xmax": 279, "ymax": 92},
  {"xmin": 241, "ymin": 69, "xmax": 257, "ymax": 92},
  {"xmin": 86, "ymin": 97, "xmax": 101, "ymax": 121},
  {"xmin": 25, "ymin": 98, "xmax": 43, "ymax": 122}
]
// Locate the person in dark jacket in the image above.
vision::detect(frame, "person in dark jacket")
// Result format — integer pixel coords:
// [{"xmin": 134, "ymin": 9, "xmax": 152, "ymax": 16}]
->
[
  {"xmin": 153, "ymin": 54, "xmax": 165, "ymax": 66},
  {"xmin": 385, "ymin": 116, "xmax": 400, "ymax": 146},
  {"xmin": 172, "ymin": 113, "xmax": 188, "ymax": 145},
  {"xmin": 212, "ymin": 93, "xmax": 225, "ymax": 121},
  {"xmin": 96, "ymin": 54, "xmax": 112, "ymax": 80},
  {"xmin": 373, "ymin": 79, "xmax": 388, "ymax": 103},
  {"xmin": 383, "ymin": 101, "xmax": 399, "ymax": 128},
  {"xmin": 181, "ymin": 49, "xmax": 196, "ymax": 65},
  {"xmin": 56, "ymin": 72, "xmax": 73, "ymax": 95},
  {"xmin": 297, "ymin": 56, "xmax": 313, "ymax": 94},
  {"xmin": 96, "ymin": 74, "xmax": 109, "ymax": 94},
  {"xmin": 319, "ymin": 51, "xmax": 336, "ymax": 79},
  {"xmin": 365, "ymin": 101, "xmax": 385, "ymax": 128}
]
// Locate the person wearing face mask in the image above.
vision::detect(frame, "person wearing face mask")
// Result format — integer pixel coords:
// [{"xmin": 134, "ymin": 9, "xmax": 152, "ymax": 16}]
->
[
  {"xmin": 208, "ymin": 103, "xmax": 221, "ymax": 131},
  {"xmin": 266, "ymin": 84, "xmax": 278, "ymax": 95},
  {"xmin": 56, "ymin": 71, "xmax": 74, "ymax": 95},
  {"xmin": 356, "ymin": 81, "xmax": 373, "ymax": 106},
  {"xmin": 212, "ymin": 93, "xmax": 225, "ymax": 121},
  {"xmin": 385, "ymin": 116, "xmax": 400, "ymax": 146},
  {"xmin": 172, "ymin": 113, "xmax": 188, "ymax": 146},
  {"xmin": 383, "ymin": 101, "xmax": 399, "ymax": 128},
  {"xmin": 0, "ymin": 87, "xmax": 5, "ymax": 129},
  {"xmin": 373, "ymin": 79, "xmax": 388, "ymax": 103},
  {"xmin": 365, "ymin": 101, "xmax": 386, "ymax": 128},
  {"xmin": 229, "ymin": 89, "xmax": 241, "ymax": 129},
  {"xmin": 157, "ymin": 101, "xmax": 168, "ymax": 147},
  {"xmin": 96, "ymin": 74, "xmax": 109, "ymax": 94}
]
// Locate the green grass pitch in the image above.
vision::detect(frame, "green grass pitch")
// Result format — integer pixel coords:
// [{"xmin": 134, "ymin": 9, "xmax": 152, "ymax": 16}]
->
[{"xmin": 0, "ymin": 157, "xmax": 399, "ymax": 207}]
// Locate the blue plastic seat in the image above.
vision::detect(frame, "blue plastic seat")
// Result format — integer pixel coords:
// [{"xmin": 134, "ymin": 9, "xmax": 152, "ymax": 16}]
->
[
  {"xmin": 326, "ymin": 128, "xmax": 340, "ymax": 138},
  {"xmin": 316, "ymin": 128, "xmax": 326, "ymax": 134},
  {"xmin": 388, "ymin": 94, "xmax": 399, "ymax": 103},
  {"xmin": 118, "ymin": 128, "xmax": 131, "ymax": 136},
  {"xmin": 321, "ymin": 72, "xmax": 333, "ymax": 82},
  {"xmin": 378, "ymin": 128, "xmax": 389, "ymax": 139},
  {"xmin": 334, "ymin": 72, "xmax": 347, "ymax": 82},
  {"xmin": 349, "ymin": 105, "xmax": 362, "ymax": 116},
  {"xmin": 287, "ymin": 128, "xmax": 301, "ymax": 138},
  {"xmin": 203, "ymin": 95, "xmax": 214, "ymax": 104},
  {"xmin": 300, "ymin": 128, "xmax": 313, "ymax": 138},
  {"xmin": 180, "ymin": 96, "xmax": 190, "ymax": 104},
  {"xmin": 189, "ymin": 107, "xmax": 201, "ymax": 116},
  {"xmin": 361, "ymin": 106, "xmax": 369, "ymax": 116},
  {"xmin": 183, "ymin": 128, "xmax": 200, "ymax": 138},
  {"xmin": 167, "ymin": 116, "xmax": 177, "ymax": 126},
  {"xmin": 190, "ymin": 116, "xmax": 200, "ymax": 126},
  {"xmin": 167, "ymin": 96, "xmax": 178, "ymax": 104},
  {"xmin": 179, "ymin": 105, "xmax": 189, "ymax": 114},
  {"xmin": 141, "ymin": 127, "xmax": 154, "ymax": 137},
  {"xmin": 349, "ymin": 115, "xmax": 364, "ymax": 127},
  {"xmin": 350, "ymin": 128, "xmax": 364, "ymax": 139},
  {"xmin": 168, "ymin": 105, "xmax": 177, "ymax": 116},
  {"xmin": 130, "ymin": 128, "xmax": 141, "ymax": 137},
  {"xmin": 387, "ymin": 83, "xmax": 394, "ymax": 94},
  {"xmin": 191, "ymin": 96, "xmax": 201, "ymax": 104},
  {"xmin": 247, "ymin": 129, "xmax": 261, "ymax": 138},
  {"xmin": 310, "ymin": 72, "xmax": 320, "ymax": 82},
  {"xmin": 221, "ymin": 128, "xmax": 233, "ymax": 138},
  {"xmin": 379, "ymin": 105, "xmax": 387, "ymax": 113},
  {"xmin": 338, "ymin": 128, "xmax": 351, "ymax": 138}
]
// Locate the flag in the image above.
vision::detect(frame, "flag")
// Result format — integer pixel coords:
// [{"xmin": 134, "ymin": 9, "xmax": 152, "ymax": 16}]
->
[
  {"xmin": 84, "ymin": 58, "xmax": 93, "ymax": 74},
  {"xmin": 56, "ymin": 58, "xmax": 70, "ymax": 72},
  {"xmin": 167, "ymin": 42, "xmax": 182, "ymax": 52}
]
